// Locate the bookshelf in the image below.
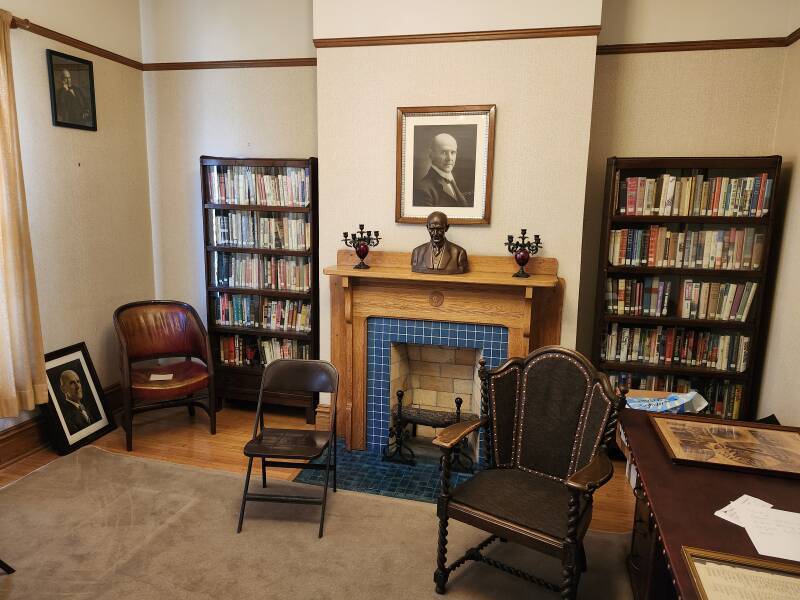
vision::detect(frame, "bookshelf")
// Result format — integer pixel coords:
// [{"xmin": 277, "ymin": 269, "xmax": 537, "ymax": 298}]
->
[
  {"xmin": 200, "ymin": 156, "xmax": 320, "ymax": 423},
  {"xmin": 592, "ymin": 156, "xmax": 784, "ymax": 421}
]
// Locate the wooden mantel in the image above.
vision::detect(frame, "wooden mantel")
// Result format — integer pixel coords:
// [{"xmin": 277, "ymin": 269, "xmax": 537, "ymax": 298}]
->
[{"xmin": 325, "ymin": 250, "xmax": 564, "ymax": 449}]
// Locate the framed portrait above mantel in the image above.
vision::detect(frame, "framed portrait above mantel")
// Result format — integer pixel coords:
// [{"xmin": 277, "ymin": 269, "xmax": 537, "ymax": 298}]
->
[{"xmin": 396, "ymin": 104, "xmax": 496, "ymax": 225}]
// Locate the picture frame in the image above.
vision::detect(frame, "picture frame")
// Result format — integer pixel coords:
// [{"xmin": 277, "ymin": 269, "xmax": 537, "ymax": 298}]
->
[
  {"xmin": 46, "ymin": 49, "xmax": 97, "ymax": 131},
  {"xmin": 42, "ymin": 342, "xmax": 115, "ymax": 454},
  {"xmin": 396, "ymin": 104, "xmax": 495, "ymax": 225},
  {"xmin": 683, "ymin": 546, "xmax": 800, "ymax": 599},
  {"xmin": 649, "ymin": 413, "xmax": 800, "ymax": 478}
]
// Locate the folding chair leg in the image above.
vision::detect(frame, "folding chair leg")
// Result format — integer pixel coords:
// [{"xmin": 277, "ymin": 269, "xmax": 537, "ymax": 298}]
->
[
  {"xmin": 318, "ymin": 453, "xmax": 333, "ymax": 538},
  {"xmin": 236, "ymin": 457, "xmax": 254, "ymax": 533},
  {"xmin": 333, "ymin": 439, "xmax": 338, "ymax": 493},
  {"xmin": 261, "ymin": 458, "xmax": 267, "ymax": 488}
]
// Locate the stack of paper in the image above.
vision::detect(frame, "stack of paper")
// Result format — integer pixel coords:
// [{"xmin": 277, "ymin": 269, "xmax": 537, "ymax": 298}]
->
[{"xmin": 715, "ymin": 495, "xmax": 800, "ymax": 562}]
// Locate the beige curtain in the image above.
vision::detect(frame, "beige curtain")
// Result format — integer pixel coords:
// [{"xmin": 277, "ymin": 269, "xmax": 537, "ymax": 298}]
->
[{"xmin": 0, "ymin": 10, "xmax": 47, "ymax": 418}]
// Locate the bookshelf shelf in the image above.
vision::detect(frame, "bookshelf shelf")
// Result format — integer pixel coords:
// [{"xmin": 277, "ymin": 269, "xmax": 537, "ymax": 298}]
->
[
  {"xmin": 202, "ymin": 155, "xmax": 320, "ymax": 423},
  {"xmin": 204, "ymin": 203, "xmax": 311, "ymax": 213},
  {"xmin": 206, "ymin": 245, "xmax": 312, "ymax": 257},
  {"xmin": 593, "ymin": 156, "xmax": 785, "ymax": 421},
  {"xmin": 603, "ymin": 315, "xmax": 754, "ymax": 331}
]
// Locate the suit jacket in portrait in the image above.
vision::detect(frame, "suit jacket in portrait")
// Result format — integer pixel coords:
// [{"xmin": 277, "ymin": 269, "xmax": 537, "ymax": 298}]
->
[
  {"xmin": 413, "ymin": 168, "xmax": 471, "ymax": 208},
  {"xmin": 58, "ymin": 398, "xmax": 94, "ymax": 435},
  {"xmin": 411, "ymin": 240, "xmax": 468, "ymax": 274}
]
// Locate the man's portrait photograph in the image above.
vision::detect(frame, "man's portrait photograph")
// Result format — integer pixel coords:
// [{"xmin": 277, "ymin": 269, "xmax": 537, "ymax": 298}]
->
[
  {"xmin": 46, "ymin": 50, "xmax": 97, "ymax": 131},
  {"xmin": 396, "ymin": 105, "xmax": 495, "ymax": 225},
  {"xmin": 43, "ymin": 342, "xmax": 113, "ymax": 454}
]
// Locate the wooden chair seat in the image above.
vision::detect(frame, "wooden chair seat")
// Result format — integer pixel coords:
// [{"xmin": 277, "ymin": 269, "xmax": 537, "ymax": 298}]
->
[
  {"xmin": 244, "ymin": 429, "xmax": 330, "ymax": 460},
  {"xmin": 449, "ymin": 469, "xmax": 590, "ymax": 543},
  {"xmin": 130, "ymin": 361, "xmax": 210, "ymax": 402}
]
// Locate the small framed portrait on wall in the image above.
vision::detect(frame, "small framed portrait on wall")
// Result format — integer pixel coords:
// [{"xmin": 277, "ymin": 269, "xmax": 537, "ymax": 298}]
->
[
  {"xmin": 42, "ymin": 342, "xmax": 114, "ymax": 454},
  {"xmin": 46, "ymin": 49, "xmax": 97, "ymax": 131},
  {"xmin": 396, "ymin": 104, "xmax": 495, "ymax": 224}
]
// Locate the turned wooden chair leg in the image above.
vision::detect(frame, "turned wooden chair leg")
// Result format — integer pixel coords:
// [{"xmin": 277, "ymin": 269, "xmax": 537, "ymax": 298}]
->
[
  {"xmin": 123, "ymin": 390, "xmax": 133, "ymax": 452},
  {"xmin": 208, "ymin": 385, "xmax": 217, "ymax": 435}
]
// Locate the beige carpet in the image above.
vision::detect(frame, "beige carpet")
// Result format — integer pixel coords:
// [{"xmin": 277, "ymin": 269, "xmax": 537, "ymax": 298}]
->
[{"xmin": 0, "ymin": 448, "xmax": 632, "ymax": 599}]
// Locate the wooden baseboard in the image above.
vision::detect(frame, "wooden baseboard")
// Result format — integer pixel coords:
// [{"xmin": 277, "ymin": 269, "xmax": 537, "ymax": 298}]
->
[
  {"xmin": 315, "ymin": 404, "xmax": 331, "ymax": 432},
  {"xmin": 0, "ymin": 383, "xmax": 122, "ymax": 469}
]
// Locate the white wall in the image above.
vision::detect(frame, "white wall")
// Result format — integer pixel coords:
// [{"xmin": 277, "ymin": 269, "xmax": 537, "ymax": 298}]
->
[
  {"xmin": 761, "ymin": 42, "xmax": 800, "ymax": 425},
  {"xmin": 2, "ymin": 0, "xmax": 142, "ymax": 60},
  {"xmin": 139, "ymin": 0, "xmax": 314, "ymax": 63},
  {"xmin": 599, "ymin": 0, "xmax": 800, "ymax": 45},
  {"xmin": 316, "ymin": 36, "xmax": 598, "ymax": 360},
  {"xmin": 313, "ymin": 0, "xmax": 601, "ymax": 38},
  {"xmin": 141, "ymin": 0, "xmax": 318, "ymax": 308}
]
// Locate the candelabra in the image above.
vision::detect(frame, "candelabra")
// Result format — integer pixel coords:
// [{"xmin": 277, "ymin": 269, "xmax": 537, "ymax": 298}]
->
[
  {"xmin": 504, "ymin": 229, "xmax": 542, "ymax": 278},
  {"xmin": 342, "ymin": 224, "xmax": 380, "ymax": 269}
]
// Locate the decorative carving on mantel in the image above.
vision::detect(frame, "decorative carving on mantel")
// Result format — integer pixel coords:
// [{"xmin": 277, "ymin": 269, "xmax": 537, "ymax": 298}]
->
[{"xmin": 325, "ymin": 250, "xmax": 564, "ymax": 450}]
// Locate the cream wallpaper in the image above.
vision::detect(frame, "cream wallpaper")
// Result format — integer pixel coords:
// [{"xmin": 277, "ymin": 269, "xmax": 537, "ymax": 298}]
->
[
  {"xmin": 316, "ymin": 36, "xmax": 599, "ymax": 363},
  {"xmin": 0, "ymin": 31, "xmax": 154, "ymax": 431},
  {"xmin": 577, "ymin": 47, "xmax": 785, "ymax": 355},
  {"xmin": 143, "ymin": 67, "xmax": 318, "ymax": 309},
  {"xmin": 761, "ymin": 42, "xmax": 800, "ymax": 425}
]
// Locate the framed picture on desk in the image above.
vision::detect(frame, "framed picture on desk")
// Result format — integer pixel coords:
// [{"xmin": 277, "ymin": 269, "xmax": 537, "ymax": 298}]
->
[
  {"xmin": 649, "ymin": 413, "xmax": 800, "ymax": 478},
  {"xmin": 683, "ymin": 547, "xmax": 800, "ymax": 599}
]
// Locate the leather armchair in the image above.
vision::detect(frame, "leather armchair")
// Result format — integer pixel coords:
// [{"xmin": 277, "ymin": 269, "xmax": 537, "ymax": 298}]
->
[
  {"xmin": 113, "ymin": 300, "xmax": 216, "ymax": 451},
  {"xmin": 432, "ymin": 346, "xmax": 626, "ymax": 599}
]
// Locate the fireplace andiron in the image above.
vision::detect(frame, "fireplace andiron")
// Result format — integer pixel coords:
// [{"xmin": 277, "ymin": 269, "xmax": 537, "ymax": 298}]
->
[
  {"xmin": 383, "ymin": 390, "xmax": 477, "ymax": 473},
  {"xmin": 342, "ymin": 224, "xmax": 380, "ymax": 269},
  {"xmin": 504, "ymin": 228, "xmax": 542, "ymax": 278}
]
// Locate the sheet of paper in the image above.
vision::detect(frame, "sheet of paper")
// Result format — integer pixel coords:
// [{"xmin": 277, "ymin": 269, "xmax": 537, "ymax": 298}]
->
[
  {"xmin": 739, "ymin": 507, "xmax": 800, "ymax": 562},
  {"xmin": 693, "ymin": 558, "xmax": 800, "ymax": 600},
  {"xmin": 715, "ymin": 495, "xmax": 773, "ymax": 527},
  {"xmin": 149, "ymin": 373, "xmax": 173, "ymax": 381}
]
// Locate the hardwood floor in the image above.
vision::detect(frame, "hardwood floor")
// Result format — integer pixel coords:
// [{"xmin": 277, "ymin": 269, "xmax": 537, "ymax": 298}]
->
[{"xmin": 0, "ymin": 404, "xmax": 635, "ymax": 533}]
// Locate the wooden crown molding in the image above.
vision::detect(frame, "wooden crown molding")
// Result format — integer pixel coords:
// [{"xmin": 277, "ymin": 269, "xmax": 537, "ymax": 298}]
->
[
  {"xmin": 314, "ymin": 25, "xmax": 601, "ymax": 48},
  {"xmin": 142, "ymin": 58, "xmax": 317, "ymax": 71},
  {"xmin": 597, "ymin": 27, "xmax": 800, "ymax": 55}
]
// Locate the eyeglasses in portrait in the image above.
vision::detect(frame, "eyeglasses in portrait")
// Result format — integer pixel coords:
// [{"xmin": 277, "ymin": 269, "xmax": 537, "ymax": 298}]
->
[
  {"xmin": 43, "ymin": 342, "xmax": 114, "ymax": 454},
  {"xmin": 46, "ymin": 49, "xmax": 97, "ymax": 131},
  {"xmin": 396, "ymin": 105, "xmax": 495, "ymax": 225}
]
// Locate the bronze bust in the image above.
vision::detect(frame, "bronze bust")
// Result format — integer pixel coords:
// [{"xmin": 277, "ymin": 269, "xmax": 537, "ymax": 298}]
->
[{"xmin": 411, "ymin": 212, "xmax": 469, "ymax": 274}]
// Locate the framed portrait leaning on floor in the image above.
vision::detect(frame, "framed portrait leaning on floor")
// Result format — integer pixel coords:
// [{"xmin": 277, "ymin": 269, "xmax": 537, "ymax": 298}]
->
[
  {"xmin": 396, "ymin": 105, "xmax": 495, "ymax": 225},
  {"xmin": 42, "ymin": 342, "xmax": 115, "ymax": 454}
]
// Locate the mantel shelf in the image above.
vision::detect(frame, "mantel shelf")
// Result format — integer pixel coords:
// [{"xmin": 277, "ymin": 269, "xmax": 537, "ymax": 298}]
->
[{"xmin": 323, "ymin": 265, "xmax": 558, "ymax": 288}]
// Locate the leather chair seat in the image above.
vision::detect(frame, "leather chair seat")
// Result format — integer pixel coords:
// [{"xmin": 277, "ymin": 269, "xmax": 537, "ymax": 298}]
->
[
  {"xmin": 244, "ymin": 429, "xmax": 330, "ymax": 459},
  {"xmin": 450, "ymin": 468, "xmax": 589, "ymax": 541},
  {"xmin": 131, "ymin": 361, "xmax": 210, "ymax": 402}
]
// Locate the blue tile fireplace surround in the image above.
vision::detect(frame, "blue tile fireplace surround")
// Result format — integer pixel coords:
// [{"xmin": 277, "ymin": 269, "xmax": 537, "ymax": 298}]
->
[{"xmin": 366, "ymin": 317, "xmax": 509, "ymax": 453}]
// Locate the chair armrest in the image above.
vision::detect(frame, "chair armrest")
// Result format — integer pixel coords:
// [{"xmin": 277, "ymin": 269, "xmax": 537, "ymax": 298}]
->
[
  {"xmin": 565, "ymin": 451, "xmax": 613, "ymax": 494},
  {"xmin": 433, "ymin": 416, "xmax": 488, "ymax": 450}
]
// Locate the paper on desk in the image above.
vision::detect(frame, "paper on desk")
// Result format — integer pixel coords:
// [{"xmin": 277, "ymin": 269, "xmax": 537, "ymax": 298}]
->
[
  {"xmin": 149, "ymin": 373, "xmax": 173, "ymax": 381},
  {"xmin": 739, "ymin": 506, "xmax": 800, "ymax": 563},
  {"xmin": 715, "ymin": 495, "xmax": 773, "ymax": 527}
]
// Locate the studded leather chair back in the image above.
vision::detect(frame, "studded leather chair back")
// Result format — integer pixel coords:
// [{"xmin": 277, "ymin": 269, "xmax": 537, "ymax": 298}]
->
[
  {"xmin": 481, "ymin": 346, "xmax": 619, "ymax": 481},
  {"xmin": 114, "ymin": 300, "xmax": 209, "ymax": 363}
]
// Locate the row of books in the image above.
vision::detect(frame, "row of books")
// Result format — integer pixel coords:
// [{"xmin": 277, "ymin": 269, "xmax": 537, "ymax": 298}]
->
[
  {"xmin": 205, "ymin": 165, "xmax": 311, "ymax": 207},
  {"xmin": 614, "ymin": 172, "xmax": 772, "ymax": 217},
  {"xmin": 210, "ymin": 212, "xmax": 311, "ymax": 250},
  {"xmin": 607, "ymin": 373, "xmax": 744, "ymax": 419},
  {"xmin": 608, "ymin": 226, "xmax": 764, "ymax": 270},
  {"xmin": 680, "ymin": 281, "xmax": 757, "ymax": 322},
  {"xmin": 213, "ymin": 293, "xmax": 311, "ymax": 333},
  {"xmin": 601, "ymin": 324, "xmax": 750, "ymax": 372},
  {"xmin": 218, "ymin": 334, "xmax": 311, "ymax": 367},
  {"xmin": 605, "ymin": 277, "xmax": 672, "ymax": 317},
  {"xmin": 212, "ymin": 253, "xmax": 311, "ymax": 292}
]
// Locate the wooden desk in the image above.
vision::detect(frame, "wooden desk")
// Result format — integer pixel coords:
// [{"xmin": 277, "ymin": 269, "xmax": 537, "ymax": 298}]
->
[{"xmin": 619, "ymin": 409, "xmax": 800, "ymax": 600}]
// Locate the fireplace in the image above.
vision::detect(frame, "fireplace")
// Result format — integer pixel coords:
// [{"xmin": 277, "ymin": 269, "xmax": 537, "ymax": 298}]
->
[
  {"xmin": 365, "ymin": 318, "xmax": 507, "ymax": 453},
  {"xmin": 325, "ymin": 249, "xmax": 563, "ymax": 450}
]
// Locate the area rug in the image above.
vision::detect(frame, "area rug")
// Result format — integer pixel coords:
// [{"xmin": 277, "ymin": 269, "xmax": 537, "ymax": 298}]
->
[
  {"xmin": 0, "ymin": 447, "xmax": 633, "ymax": 599},
  {"xmin": 294, "ymin": 440, "xmax": 473, "ymax": 503}
]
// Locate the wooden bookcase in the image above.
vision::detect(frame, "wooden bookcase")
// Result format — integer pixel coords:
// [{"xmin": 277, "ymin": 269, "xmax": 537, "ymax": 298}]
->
[
  {"xmin": 592, "ymin": 156, "xmax": 784, "ymax": 421},
  {"xmin": 200, "ymin": 156, "xmax": 320, "ymax": 423}
]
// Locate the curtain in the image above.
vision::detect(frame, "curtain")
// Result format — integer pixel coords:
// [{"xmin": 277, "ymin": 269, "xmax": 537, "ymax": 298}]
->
[{"xmin": 0, "ymin": 10, "xmax": 47, "ymax": 418}]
